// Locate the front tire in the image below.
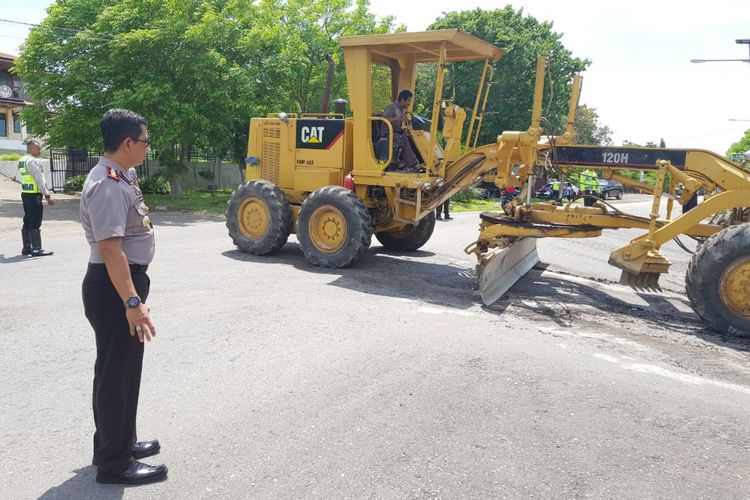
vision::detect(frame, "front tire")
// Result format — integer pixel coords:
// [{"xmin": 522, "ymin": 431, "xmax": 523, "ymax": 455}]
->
[
  {"xmin": 686, "ymin": 224, "xmax": 750, "ymax": 337},
  {"xmin": 375, "ymin": 213, "xmax": 435, "ymax": 251},
  {"xmin": 297, "ymin": 186, "xmax": 373, "ymax": 268},
  {"xmin": 226, "ymin": 180, "xmax": 292, "ymax": 255}
]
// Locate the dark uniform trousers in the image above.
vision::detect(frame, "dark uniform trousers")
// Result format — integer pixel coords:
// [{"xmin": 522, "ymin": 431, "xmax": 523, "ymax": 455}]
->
[
  {"xmin": 21, "ymin": 193, "xmax": 44, "ymax": 231},
  {"xmin": 82, "ymin": 263, "xmax": 150, "ymax": 473}
]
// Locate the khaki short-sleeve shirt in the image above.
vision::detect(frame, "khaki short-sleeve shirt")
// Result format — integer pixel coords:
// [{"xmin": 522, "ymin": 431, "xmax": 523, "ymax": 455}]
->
[
  {"xmin": 80, "ymin": 157, "xmax": 155, "ymax": 265},
  {"xmin": 383, "ymin": 102, "xmax": 405, "ymax": 133}
]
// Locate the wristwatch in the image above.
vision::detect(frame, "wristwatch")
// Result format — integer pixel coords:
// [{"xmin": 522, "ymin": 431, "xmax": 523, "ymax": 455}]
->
[{"xmin": 124, "ymin": 296, "xmax": 141, "ymax": 309}]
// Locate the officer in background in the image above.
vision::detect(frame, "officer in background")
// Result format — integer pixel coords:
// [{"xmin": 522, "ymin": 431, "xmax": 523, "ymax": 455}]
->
[
  {"xmin": 435, "ymin": 199, "xmax": 452, "ymax": 220},
  {"xmin": 18, "ymin": 139, "xmax": 54, "ymax": 256},
  {"xmin": 579, "ymin": 169, "xmax": 599, "ymax": 207},
  {"xmin": 80, "ymin": 109, "xmax": 166, "ymax": 485},
  {"xmin": 551, "ymin": 179, "xmax": 560, "ymax": 202}
]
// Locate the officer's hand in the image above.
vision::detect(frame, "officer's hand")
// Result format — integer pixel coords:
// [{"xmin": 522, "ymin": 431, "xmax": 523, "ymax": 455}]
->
[
  {"xmin": 45, "ymin": 196, "xmax": 55, "ymax": 206},
  {"xmin": 126, "ymin": 304, "xmax": 157, "ymax": 342}
]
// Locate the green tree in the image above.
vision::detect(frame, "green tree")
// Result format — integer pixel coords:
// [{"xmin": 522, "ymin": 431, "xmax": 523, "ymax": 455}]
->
[
  {"xmin": 573, "ymin": 104, "xmax": 612, "ymax": 145},
  {"xmin": 422, "ymin": 7, "xmax": 589, "ymax": 145},
  {"xmin": 727, "ymin": 129, "xmax": 750, "ymax": 160},
  {"xmin": 16, "ymin": 0, "xmax": 263, "ymax": 196}
]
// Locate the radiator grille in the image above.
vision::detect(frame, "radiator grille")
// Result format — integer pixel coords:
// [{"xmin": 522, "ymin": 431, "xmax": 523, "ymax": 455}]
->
[{"xmin": 262, "ymin": 141, "xmax": 280, "ymax": 184}]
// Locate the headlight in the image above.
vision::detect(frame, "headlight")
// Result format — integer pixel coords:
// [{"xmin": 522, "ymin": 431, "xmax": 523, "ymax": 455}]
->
[
  {"xmin": 423, "ymin": 182, "xmax": 432, "ymax": 190},
  {"xmin": 435, "ymin": 177, "xmax": 445, "ymax": 187},
  {"xmin": 278, "ymin": 112, "xmax": 288, "ymax": 122}
]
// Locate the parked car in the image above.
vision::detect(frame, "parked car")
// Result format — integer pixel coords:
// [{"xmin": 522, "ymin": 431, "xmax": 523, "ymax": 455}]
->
[
  {"xmin": 535, "ymin": 181, "xmax": 580, "ymax": 200},
  {"xmin": 598, "ymin": 179, "xmax": 624, "ymax": 200}
]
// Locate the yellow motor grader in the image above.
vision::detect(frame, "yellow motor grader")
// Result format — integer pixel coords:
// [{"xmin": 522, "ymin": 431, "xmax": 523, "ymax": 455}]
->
[{"xmin": 226, "ymin": 29, "xmax": 750, "ymax": 337}]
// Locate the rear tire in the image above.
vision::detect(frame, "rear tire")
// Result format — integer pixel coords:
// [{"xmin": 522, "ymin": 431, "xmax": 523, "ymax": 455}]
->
[
  {"xmin": 297, "ymin": 186, "xmax": 373, "ymax": 268},
  {"xmin": 686, "ymin": 224, "xmax": 750, "ymax": 337},
  {"xmin": 226, "ymin": 180, "xmax": 292, "ymax": 255},
  {"xmin": 616, "ymin": 190, "xmax": 623, "ymax": 200},
  {"xmin": 375, "ymin": 213, "xmax": 435, "ymax": 251}
]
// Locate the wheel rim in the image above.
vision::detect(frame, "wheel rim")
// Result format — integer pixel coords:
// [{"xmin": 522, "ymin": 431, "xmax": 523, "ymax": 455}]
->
[
  {"xmin": 238, "ymin": 197, "xmax": 270, "ymax": 240},
  {"xmin": 308, "ymin": 204, "xmax": 347, "ymax": 253},
  {"xmin": 719, "ymin": 256, "xmax": 750, "ymax": 321}
]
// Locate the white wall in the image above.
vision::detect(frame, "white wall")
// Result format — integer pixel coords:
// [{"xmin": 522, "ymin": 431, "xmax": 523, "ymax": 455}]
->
[{"xmin": 0, "ymin": 159, "xmax": 52, "ymax": 184}]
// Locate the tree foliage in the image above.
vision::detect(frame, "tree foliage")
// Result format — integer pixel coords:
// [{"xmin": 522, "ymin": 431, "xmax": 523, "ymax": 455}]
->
[
  {"xmin": 573, "ymin": 104, "xmax": 612, "ymax": 145},
  {"xmin": 421, "ymin": 7, "xmax": 589, "ymax": 145},
  {"xmin": 14, "ymin": 0, "xmax": 396, "ymax": 168},
  {"xmin": 727, "ymin": 129, "xmax": 750, "ymax": 158}
]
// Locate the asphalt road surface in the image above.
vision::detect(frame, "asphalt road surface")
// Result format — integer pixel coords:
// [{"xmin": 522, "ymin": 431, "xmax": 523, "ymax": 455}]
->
[{"xmin": 1, "ymin": 179, "xmax": 749, "ymax": 499}]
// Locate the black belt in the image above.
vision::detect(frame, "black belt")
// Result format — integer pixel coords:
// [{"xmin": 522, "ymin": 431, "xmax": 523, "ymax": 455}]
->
[{"xmin": 88, "ymin": 263, "xmax": 149, "ymax": 274}]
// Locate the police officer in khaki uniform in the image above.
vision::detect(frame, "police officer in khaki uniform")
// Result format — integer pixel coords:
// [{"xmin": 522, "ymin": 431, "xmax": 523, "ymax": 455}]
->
[
  {"xmin": 80, "ymin": 109, "xmax": 167, "ymax": 485},
  {"xmin": 18, "ymin": 139, "xmax": 54, "ymax": 256}
]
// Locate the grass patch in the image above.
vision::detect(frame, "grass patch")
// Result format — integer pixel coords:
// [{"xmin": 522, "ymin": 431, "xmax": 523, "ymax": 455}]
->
[
  {"xmin": 144, "ymin": 189, "xmax": 231, "ymax": 215},
  {"xmin": 451, "ymin": 199, "xmax": 502, "ymax": 212}
]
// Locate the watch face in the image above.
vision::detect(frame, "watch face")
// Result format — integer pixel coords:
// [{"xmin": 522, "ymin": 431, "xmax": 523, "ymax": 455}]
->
[{"xmin": 127, "ymin": 297, "xmax": 140, "ymax": 307}]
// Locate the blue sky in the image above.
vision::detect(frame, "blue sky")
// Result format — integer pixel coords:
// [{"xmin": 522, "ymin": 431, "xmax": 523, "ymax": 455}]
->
[{"xmin": 2, "ymin": 0, "xmax": 749, "ymax": 153}]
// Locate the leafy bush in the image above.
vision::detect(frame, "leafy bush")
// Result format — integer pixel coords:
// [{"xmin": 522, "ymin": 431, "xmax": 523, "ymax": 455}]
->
[
  {"xmin": 451, "ymin": 187, "xmax": 483, "ymax": 203},
  {"xmin": 0, "ymin": 153, "xmax": 22, "ymax": 161},
  {"xmin": 63, "ymin": 174, "xmax": 87, "ymax": 193},
  {"xmin": 139, "ymin": 176, "xmax": 171, "ymax": 195}
]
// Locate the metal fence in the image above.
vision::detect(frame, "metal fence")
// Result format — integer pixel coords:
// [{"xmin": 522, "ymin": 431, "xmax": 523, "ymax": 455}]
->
[{"xmin": 48, "ymin": 149, "xmax": 150, "ymax": 191}]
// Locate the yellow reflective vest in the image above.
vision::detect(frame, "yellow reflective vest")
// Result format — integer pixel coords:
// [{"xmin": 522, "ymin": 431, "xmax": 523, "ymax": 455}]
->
[
  {"xmin": 18, "ymin": 155, "xmax": 45, "ymax": 194},
  {"xmin": 579, "ymin": 169, "xmax": 598, "ymax": 192}
]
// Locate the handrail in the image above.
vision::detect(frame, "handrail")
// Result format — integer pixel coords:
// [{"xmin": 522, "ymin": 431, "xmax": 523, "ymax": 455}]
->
[
  {"xmin": 471, "ymin": 65, "xmax": 494, "ymax": 148},
  {"xmin": 465, "ymin": 59, "xmax": 490, "ymax": 150},
  {"xmin": 369, "ymin": 117, "xmax": 394, "ymax": 168}
]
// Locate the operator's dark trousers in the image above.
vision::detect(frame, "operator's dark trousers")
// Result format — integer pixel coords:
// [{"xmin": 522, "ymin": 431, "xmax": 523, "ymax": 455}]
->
[
  {"xmin": 82, "ymin": 263, "xmax": 150, "ymax": 474},
  {"xmin": 21, "ymin": 193, "xmax": 43, "ymax": 231}
]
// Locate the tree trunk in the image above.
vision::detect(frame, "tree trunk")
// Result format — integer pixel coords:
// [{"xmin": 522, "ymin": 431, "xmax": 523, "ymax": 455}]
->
[
  {"xmin": 321, "ymin": 54, "xmax": 335, "ymax": 114},
  {"xmin": 170, "ymin": 178, "xmax": 183, "ymax": 199}
]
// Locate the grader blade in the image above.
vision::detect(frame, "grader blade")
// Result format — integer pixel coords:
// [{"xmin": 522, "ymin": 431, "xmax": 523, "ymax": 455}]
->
[{"xmin": 477, "ymin": 238, "xmax": 540, "ymax": 305}]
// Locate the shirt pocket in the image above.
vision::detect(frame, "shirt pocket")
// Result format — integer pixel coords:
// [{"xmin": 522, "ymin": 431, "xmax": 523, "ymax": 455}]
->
[{"xmin": 127, "ymin": 197, "xmax": 152, "ymax": 233}]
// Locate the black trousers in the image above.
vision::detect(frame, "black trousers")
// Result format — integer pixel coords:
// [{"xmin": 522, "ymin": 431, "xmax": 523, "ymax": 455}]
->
[
  {"xmin": 435, "ymin": 200, "xmax": 450, "ymax": 217},
  {"xmin": 21, "ymin": 193, "xmax": 44, "ymax": 231},
  {"xmin": 82, "ymin": 263, "xmax": 150, "ymax": 473}
]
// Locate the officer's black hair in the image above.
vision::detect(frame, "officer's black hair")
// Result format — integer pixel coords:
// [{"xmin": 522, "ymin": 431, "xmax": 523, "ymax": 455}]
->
[
  {"xmin": 100, "ymin": 109, "xmax": 149, "ymax": 153},
  {"xmin": 397, "ymin": 90, "xmax": 413, "ymax": 102}
]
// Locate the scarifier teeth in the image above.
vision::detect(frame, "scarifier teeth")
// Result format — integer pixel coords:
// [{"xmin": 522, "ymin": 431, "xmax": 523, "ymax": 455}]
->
[{"xmin": 620, "ymin": 271, "xmax": 662, "ymax": 292}]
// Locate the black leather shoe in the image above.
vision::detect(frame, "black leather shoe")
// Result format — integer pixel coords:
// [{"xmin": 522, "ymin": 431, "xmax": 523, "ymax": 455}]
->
[
  {"xmin": 96, "ymin": 461, "xmax": 168, "ymax": 485},
  {"xmin": 132, "ymin": 439, "xmax": 160, "ymax": 459},
  {"xmin": 92, "ymin": 439, "xmax": 161, "ymax": 465}
]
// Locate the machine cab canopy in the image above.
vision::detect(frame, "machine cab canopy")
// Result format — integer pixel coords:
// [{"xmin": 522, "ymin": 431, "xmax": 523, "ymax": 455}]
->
[{"xmin": 339, "ymin": 29, "xmax": 503, "ymax": 64}]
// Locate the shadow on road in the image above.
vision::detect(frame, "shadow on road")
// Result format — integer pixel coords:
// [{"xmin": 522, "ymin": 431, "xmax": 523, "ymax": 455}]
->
[
  {"xmin": 222, "ymin": 243, "xmax": 750, "ymax": 352},
  {"xmin": 38, "ymin": 466, "xmax": 124, "ymax": 499},
  {"xmin": 0, "ymin": 253, "xmax": 30, "ymax": 264}
]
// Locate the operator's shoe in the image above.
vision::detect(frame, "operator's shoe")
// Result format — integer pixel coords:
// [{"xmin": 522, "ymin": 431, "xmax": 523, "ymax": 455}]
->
[
  {"xmin": 92, "ymin": 440, "xmax": 161, "ymax": 466},
  {"xmin": 96, "ymin": 461, "xmax": 168, "ymax": 485},
  {"xmin": 444, "ymin": 215, "xmax": 453, "ymax": 220},
  {"xmin": 435, "ymin": 215, "xmax": 443, "ymax": 220}
]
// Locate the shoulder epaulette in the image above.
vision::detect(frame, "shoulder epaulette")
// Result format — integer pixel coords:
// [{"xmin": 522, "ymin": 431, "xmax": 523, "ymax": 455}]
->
[{"xmin": 106, "ymin": 167, "xmax": 121, "ymax": 182}]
